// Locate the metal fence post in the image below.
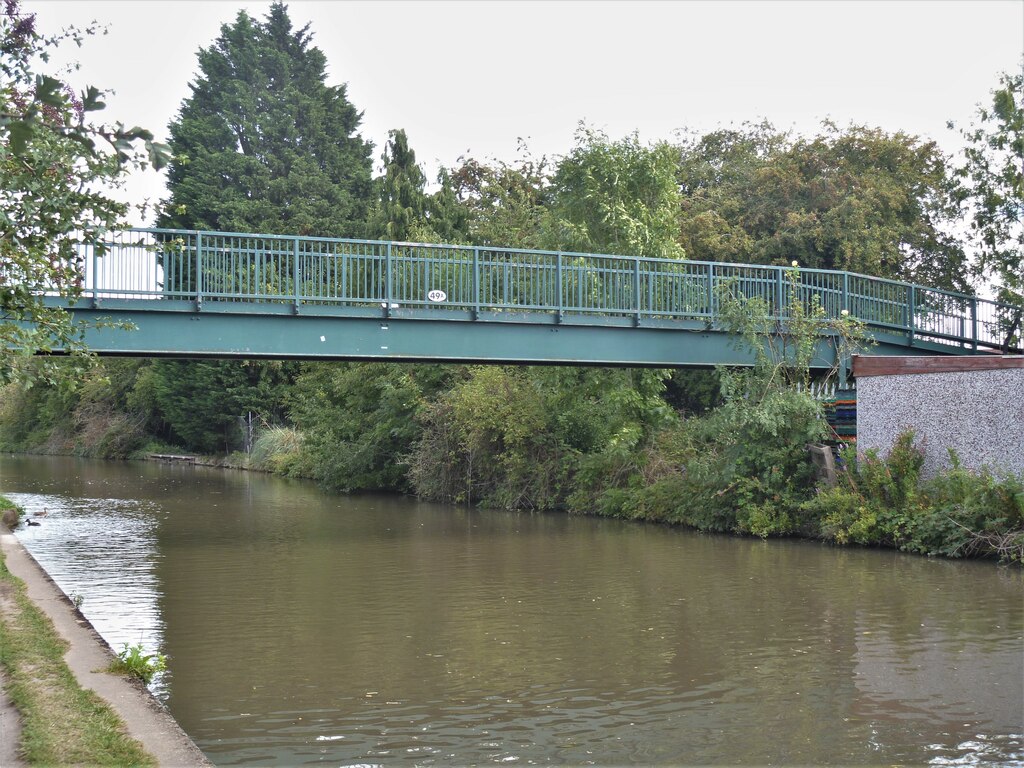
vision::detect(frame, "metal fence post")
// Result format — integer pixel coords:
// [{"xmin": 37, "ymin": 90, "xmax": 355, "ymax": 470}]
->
[
  {"xmin": 842, "ymin": 272, "xmax": 849, "ymax": 314},
  {"xmin": 969, "ymin": 297, "xmax": 978, "ymax": 351},
  {"xmin": 91, "ymin": 241, "xmax": 99, "ymax": 306},
  {"xmin": 385, "ymin": 242, "xmax": 392, "ymax": 319},
  {"xmin": 907, "ymin": 284, "xmax": 916, "ymax": 345},
  {"xmin": 293, "ymin": 237, "xmax": 301, "ymax": 314},
  {"xmin": 708, "ymin": 263, "xmax": 716, "ymax": 321},
  {"xmin": 633, "ymin": 257, "xmax": 642, "ymax": 326},
  {"xmin": 555, "ymin": 251, "xmax": 563, "ymax": 323},
  {"xmin": 473, "ymin": 246, "xmax": 480, "ymax": 319},
  {"xmin": 776, "ymin": 266, "xmax": 785, "ymax": 319},
  {"xmin": 195, "ymin": 231, "xmax": 203, "ymax": 309}
]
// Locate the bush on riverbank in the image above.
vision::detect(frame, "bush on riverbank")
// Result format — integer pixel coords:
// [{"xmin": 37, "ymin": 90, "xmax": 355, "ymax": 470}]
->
[
  {"xmin": 406, "ymin": 366, "xmax": 674, "ymax": 510},
  {"xmin": 570, "ymin": 385, "xmax": 826, "ymax": 537},
  {"xmin": 807, "ymin": 433, "xmax": 1024, "ymax": 561}
]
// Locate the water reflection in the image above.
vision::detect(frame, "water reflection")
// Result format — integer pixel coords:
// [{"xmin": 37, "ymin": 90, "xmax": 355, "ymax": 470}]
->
[{"xmin": 2, "ymin": 455, "xmax": 1021, "ymax": 766}]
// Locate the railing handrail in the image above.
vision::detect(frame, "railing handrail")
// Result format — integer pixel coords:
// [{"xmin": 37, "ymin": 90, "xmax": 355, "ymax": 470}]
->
[
  {"xmin": 70, "ymin": 227, "xmax": 1022, "ymax": 354},
  {"xmin": 118, "ymin": 227, "xmax": 1010, "ymax": 308}
]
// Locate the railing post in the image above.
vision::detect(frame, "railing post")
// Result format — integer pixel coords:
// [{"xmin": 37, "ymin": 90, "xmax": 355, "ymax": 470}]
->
[
  {"xmin": 195, "ymin": 231, "xmax": 203, "ymax": 309},
  {"xmin": 842, "ymin": 272, "xmax": 849, "ymax": 314},
  {"xmin": 970, "ymin": 297, "xmax": 978, "ymax": 351},
  {"xmin": 555, "ymin": 251, "xmax": 563, "ymax": 324},
  {"xmin": 384, "ymin": 242, "xmax": 392, "ymax": 319},
  {"xmin": 633, "ymin": 256, "xmax": 642, "ymax": 326},
  {"xmin": 776, "ymin": 266, "xmax": 785, "ymax": 319},
  {"xmin": 708, "ymin": 263, "xmax": 716, "ymax": 321},
  {"xmin": 293, "ymin": 237, "xmax": 301, "ymax": 314},
  {"xmin": 473, "ymin": 246, "xmax": 480, "ymax": 319},
  {"xmin": 91, "ymin": 241, "xmax": 99, "ymax": 307},
  {"xmin": 907, "ymin": 284, "xmax": 916, "ymax": 345}
]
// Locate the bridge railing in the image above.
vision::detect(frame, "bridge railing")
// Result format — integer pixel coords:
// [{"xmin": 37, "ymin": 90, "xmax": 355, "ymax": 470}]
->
[{"xmin": 73, "ymin": 228, "xmax": 1021, "ymax": 353}]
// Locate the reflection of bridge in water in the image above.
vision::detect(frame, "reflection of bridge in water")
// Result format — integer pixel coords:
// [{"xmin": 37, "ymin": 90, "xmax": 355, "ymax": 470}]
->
[{"xmin": 49, "ymin": 228, "xmax": 1022, "ymax": 372}]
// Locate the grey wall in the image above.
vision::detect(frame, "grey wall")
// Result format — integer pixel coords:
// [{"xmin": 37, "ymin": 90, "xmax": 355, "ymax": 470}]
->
[{"xmin": 857, "ymin": 368, "xmax": 1024, "ymax": 478}]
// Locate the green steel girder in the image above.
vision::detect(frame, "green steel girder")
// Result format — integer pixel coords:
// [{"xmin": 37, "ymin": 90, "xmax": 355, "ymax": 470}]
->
[{"xmin": 55, "ymin": 301, "xmax": 970, "ymax": 368}]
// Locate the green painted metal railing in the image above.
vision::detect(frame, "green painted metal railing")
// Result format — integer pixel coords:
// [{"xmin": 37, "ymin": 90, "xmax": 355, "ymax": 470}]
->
[{"xmin": 76, "ymin": 228, "xmax": 1021, "ymax": 353}]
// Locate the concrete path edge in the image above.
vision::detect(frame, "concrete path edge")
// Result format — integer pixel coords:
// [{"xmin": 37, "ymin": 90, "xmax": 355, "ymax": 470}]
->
[{"xmin": 0, "ymin": 527, "xmax": 210, "ymax": 766}]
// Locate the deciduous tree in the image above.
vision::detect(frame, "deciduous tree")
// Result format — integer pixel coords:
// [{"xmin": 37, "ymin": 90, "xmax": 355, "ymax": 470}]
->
[
  {"xmin": 550, "ymin": 127, "xmax": 684, "ymax": 259},
  {"xmin": 952, "ymin": 69, "xmax": 1023, "ymax": 311},
  {"xmin": 678, "ymin": 122, "xmax": 968, "ymax": 290}
]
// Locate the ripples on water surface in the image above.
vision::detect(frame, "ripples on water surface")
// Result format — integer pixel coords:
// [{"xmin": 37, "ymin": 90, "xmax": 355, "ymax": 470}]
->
[{"xmin": 3, "ymin": 455, "xmax": 1022, "ymax": 766}]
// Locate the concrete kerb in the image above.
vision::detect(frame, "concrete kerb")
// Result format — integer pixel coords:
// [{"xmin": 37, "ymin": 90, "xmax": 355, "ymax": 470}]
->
[{"xmin": 0, "ymin": 526, "xmax": 210, "ymax": 767}]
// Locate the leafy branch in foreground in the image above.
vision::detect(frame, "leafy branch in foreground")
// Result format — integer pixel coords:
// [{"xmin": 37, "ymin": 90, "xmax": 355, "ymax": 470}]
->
[{"xmin": 0, "ymin": 1, "xmax": 170, "ymax": 387}]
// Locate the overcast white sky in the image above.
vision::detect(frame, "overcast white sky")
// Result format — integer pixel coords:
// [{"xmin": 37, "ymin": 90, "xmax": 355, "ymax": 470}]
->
[{"xmin": 23, "ymin": 0, "xmax": 1024, "ymax": 226}]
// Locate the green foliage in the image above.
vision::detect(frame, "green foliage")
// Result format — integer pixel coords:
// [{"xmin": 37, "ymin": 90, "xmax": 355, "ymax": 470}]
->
[
  {"xmin": 110, "ymin": 643, "xmax": 167, "ymax": 685},
  {"xmin": 371, "ymin": 128, "xmax": 428, "ymax": 241},
  {"xmin": 249, "ymin": 426, "xmax": 303, "ymax": 474},
  {"xmin": 922, "ymin": 454, "xmax": 1024, "ymax": 561},
  {"xmin": 808, "ymin": 433, "xmax": 1024, "ymax": 561},
  {"xmin": 146, "ymin": 360, "xmax": 294, "ymax": 454},
  {"xmin": 158, "ymin": 2, "xmax": 373, "ymax": 236},
  {"xmin": 550, "ymin": 126, "xmax": 684, "ymax": 259},
  {"xmin": 425, "ymin": 168, "xmax": 471, "ymax": 243},
  {"xmin": 811, "ymin": 432, "xmax": 925, "ymax": 546},
  {"xmin": 0, "ymin": 2, "xmax": 168, "ymax": 386},
  {"xmin": 289, "ymin": 363, "xmax": 451, "ymax": 492},
  {"xmin": 716, "ymin": 265, "xmax": 870, "ymax": 391},
  {"xmin": 408, "ymin": 366, "xmax": 673, "ymax": 510},
  {"xmin": 677, "ymin": 121, "xmax": 968, "ymax": 290},
  {"xmin": 574, "ymin": 266, "xmax": 869, "ymax": 537},
  {"xmin": 0, "ymin": 360, "xmax": 152, "ymax": 457},
  {"xmin": 951, "ymin": 68, "xmax": 1023, "ymax": 343},
  {"xmin": 448, "ymin": 144, "xmax": 552, "ymax": 248}
]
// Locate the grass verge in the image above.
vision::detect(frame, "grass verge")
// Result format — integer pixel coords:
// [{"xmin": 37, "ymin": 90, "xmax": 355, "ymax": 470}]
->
[{"xmin": 0, "ymin": 499, "xmax": 155, "ymax": 766}]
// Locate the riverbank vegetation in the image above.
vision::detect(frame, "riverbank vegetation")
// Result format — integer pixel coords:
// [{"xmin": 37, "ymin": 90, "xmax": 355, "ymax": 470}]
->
[
  {"xmin": 1, "ymin": 3, "xmax": 1021, "ymax": 563},
  {"xmin": 0, "ymin": 496, "xmax": 156, "ymax": 765}
]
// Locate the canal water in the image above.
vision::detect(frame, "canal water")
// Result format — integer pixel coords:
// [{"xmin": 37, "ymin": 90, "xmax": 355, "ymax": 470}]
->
[{"xmin": 2, "ymin": 455, "xmax": 1021, "ymax": 766}]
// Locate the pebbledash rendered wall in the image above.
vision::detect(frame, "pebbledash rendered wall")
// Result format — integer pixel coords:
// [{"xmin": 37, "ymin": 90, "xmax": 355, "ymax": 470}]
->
[{"xmin": 854, "ymin": 357, "xmax": 1024, "ymax": 479}]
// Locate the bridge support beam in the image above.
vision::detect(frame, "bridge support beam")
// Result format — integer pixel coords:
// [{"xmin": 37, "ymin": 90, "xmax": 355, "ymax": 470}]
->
[{"xmin": 58, "ymin": 304, "xmax": 849, "ymax": 369}]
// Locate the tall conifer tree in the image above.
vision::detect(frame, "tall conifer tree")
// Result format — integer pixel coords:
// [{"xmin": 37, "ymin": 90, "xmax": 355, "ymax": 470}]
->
[
  {"xmin": 159, "ymin": 2, "xmax": 373, "ymax": 236},
  {"xmin": 372, "ymin": 128, "xmax": 427, "ymax": 241},
  {"xmin": 151, "ymin": 3, "xmax": 372, "ymax": 452}
]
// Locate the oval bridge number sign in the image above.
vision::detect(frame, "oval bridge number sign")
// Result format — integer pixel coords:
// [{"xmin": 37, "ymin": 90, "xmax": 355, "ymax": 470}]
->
[{"xmin": 427, "ymin": 289, "xmax": 447, "ymax": 303}]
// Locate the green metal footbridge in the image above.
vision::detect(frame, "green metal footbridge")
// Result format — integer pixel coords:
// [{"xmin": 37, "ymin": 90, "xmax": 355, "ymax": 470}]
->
[{"xmin": 46, "ymin": 228, "xmax": 1022, "ymax": 371}]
